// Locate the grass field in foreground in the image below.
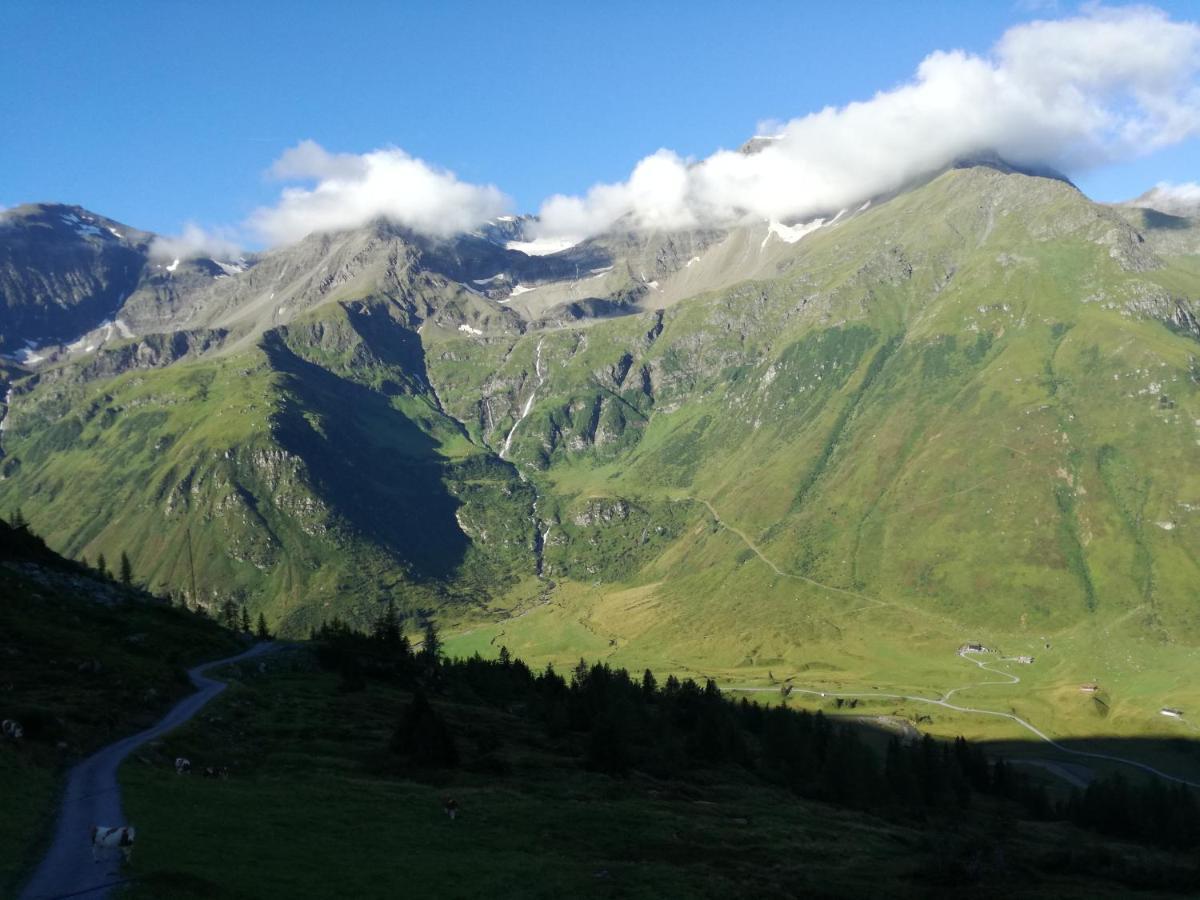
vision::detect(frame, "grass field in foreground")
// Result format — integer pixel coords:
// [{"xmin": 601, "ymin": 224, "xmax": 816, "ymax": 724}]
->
[{"xmin": 116, "ymin": 649, "xmax": 1198, "ymax": 899}]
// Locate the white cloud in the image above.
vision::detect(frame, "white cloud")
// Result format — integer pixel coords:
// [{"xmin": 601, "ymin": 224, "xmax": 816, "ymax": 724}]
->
[
  {"xmin": 1130, "ymin": 181, "xmax": 1200, "ymax": 215},
  {"xmin": 148, "ymin": 223, "xmax": 242, "ymax": 262},
  {"xmin": 248, "ymin": 140, "xmax": 510, "ymax": 245},
  {"xmin": 530, "ymin": 5, "xmax": 1200, "ymax": 241}
]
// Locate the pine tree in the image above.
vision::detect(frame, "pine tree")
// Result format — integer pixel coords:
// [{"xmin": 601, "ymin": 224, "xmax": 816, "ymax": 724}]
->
[
  {"xmin": 498, "ymin": 645, "xmax": 512, "ymax": 667},
  {"xmin": 119, "ymin": 552, "xmax": 133, "ymax": 586},
  {"xmin": 641, "ymin": 668, "xmax": 658, "ymax": 697},
  {"xmin": 79, "ymin": 555, "xmax": 89, "ymax": 569},
  {"xmin": 373, "ymin": 597, "xmax": 402, "ymax": 646},
  {"xmin": 390, "ymin": 689, "xmax": 457, "ymax": 767},
  {"xmin": 96, "ymin": 553, "xmax": 108, "ymax": 578},
  {"xmin": 421, "ymin": 619, "xmax": 442, "ymax": 666},
  {"xmin": 10, "ymin": 508, "xmax": 27, "ymax": 530},
  {"xmin": 240, "ymin": 605, "xmax": 252, "ymax": 633},
  {"xmin": 572, "ymin": 658, "xmax": 590, "ymax": 687},
  {"xmin": 220, "ymin": 598, "xmax": 238, "ymax": 630},
  {"xmin": 256, "ymin": 612, "xmax": 270, "ymax": 640}
]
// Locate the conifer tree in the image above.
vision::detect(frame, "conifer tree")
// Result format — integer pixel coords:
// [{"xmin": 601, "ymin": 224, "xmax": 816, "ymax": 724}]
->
[
  {"xmin": 96, "ymin": 553, "xmax": 108, "ymax": 578},
  {"xmin": 256, "ymin": 612, "xmax": 270, "ymax": 640},
  {"xmin": 373, "ymin": 597, "xmax": 402, "ymax": 646},
  {"xmin": 220, "ymin": 598, "xmax": 238, "ymax": 630},
  {"xmin": 119, "ymin": 552, "xmax": 133, "ymax": 586},
  {"xmin": 390, "ymin": 689, "xmax": 457, "ymax": 767},
  {"xmin": 240, "ymin": 605, "xmax": 252, "ymax": 633},
  {"xmin": 421, "ymin": 619, "xmax": 442, "ymax": 666}
]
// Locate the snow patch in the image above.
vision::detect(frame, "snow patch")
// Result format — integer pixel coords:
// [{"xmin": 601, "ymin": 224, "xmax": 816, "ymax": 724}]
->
[
  {"xmin": 761, "ymin": 218, "xmax": 825, "ymax": 249},
  {"xmin": 472, "ymin": 273, "xmax": 507, "ymax": 285},
  {"xmin": 589, "ymin": 265, "xmax": 613, "ymax": 275},
  {"xmin": 1157, "ymin": 521, "xmax": 1176, "ymax": 531},
  {"xmin": 858, "ymin": 200, "xmax": 872, "ymax": 212},
  {"xmin": 509, "ymin": 284, "xmax": 536, "ymax": 296},
  {"xmin": 166, "ymin": 258, "xmax": 180, "ymax": 273},
  {"xmin": 107, "ymin": 227, "xmax": 123, "ymax": 238},
  {"xmin": 686, "ymin": 256, "xmax": 701, "ymax": 267},
  {"xmin": 506, "ymin": 237, "xmax": 578, "ymax": 256},
  {"xmin": 458, "ymin": 323, "xmax": 484, "ymax": 336}
]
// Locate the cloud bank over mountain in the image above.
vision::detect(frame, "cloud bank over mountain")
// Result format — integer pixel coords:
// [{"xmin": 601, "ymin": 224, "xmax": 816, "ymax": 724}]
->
[
  {"xmin": 1131, "ymin": 181, "xmax": 1200, "ymax": 216},
  {"xmin": 529, "ymin": 5, "xmax": 1200, "ymax": 241},
  {"xmin": 230, "ymin": 5, "xmax": 1197, "ymax": 248},
  {"xmin": 149, "ymin": 223, "xmax": 242, "ymax": 262},
  {"xmin": 248, "ymin": 140, "xmax": 510, "ymax": 245}
]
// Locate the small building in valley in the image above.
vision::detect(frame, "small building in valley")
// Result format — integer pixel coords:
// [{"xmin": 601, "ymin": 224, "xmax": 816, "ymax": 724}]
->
[
  {"xmin": 1079, "ymin": 683, "xmax": 1100, "ymax": 694},
  {"xmin": 959, "ymin": 642, "xmax": 989, "ymax": 654},
  {"xmin": 1161, "ymin": 708, "xmax": 1184, "ymax": 719}
]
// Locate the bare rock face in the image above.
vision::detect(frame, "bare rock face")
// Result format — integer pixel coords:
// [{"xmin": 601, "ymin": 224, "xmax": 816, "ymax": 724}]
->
[{"xmin": 0, "ymin": 204, "xmax": 153, "ymax": 352}]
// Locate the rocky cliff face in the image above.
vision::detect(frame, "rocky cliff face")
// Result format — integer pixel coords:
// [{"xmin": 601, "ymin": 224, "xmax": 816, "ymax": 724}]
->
[{"xmin": 0, "ymin": 204, "xmax": 152, "ymax": 352}]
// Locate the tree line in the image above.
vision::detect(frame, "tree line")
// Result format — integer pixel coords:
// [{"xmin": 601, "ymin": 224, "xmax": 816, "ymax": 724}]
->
[{"xmin": 310, "ymin": 607, "xmax": 1200, "ymax": 855}]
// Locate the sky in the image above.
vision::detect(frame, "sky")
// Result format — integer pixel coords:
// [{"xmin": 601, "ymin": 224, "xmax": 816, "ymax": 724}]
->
[{"xmin": 1, "ymin": 1, "xmax": 1197, "ymax": 250}]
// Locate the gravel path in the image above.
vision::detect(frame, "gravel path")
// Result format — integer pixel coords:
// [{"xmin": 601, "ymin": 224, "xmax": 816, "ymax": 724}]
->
[{"xmin": 19, "ymin": 641, "xmax": 279, "ymax": 900}]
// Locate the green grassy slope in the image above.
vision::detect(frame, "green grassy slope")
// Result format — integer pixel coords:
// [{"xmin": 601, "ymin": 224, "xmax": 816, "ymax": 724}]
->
[
  {"xmin": 3, "ymin": 166, "xmax": 1200, "ymax": 758},
  {"xmin": 0, "ymin": 298, "xmax": 536, "ymax": 633},
  {"xmin": 429, "ymin": 168, "xmax": 1200, "ymax": 753}
]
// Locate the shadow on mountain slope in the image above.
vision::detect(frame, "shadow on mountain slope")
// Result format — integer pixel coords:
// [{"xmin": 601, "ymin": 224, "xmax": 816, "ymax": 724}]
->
[{"xmin": 261, "ymin": 332, "xmax": 470, "ymax": 579}]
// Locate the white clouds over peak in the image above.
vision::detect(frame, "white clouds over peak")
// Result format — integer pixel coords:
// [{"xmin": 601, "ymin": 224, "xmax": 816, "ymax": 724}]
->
[
  {"xmin": 1131, "ymin": 181, "xmax": 1200, "ymax": 215},
  {"xmin": 248, "ymin": 140, "xmax": 510, "ymax": 245},
  {"xmin": 149, "ymin": 223, "xmax": 241, "ymax": 262},
  {"xmin": 530, "ymin": 5, "xmax": 1200, "ymax": 241}
]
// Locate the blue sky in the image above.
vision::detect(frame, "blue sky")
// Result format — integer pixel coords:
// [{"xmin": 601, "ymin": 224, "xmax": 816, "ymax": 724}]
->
[{"xmin": 1, "ymin": 1, "xmax": 1197, "ymax": 241}]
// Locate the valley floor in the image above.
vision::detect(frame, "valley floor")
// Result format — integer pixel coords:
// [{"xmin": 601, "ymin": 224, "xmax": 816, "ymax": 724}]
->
[{"xmin": 443, "ymin": 571, "xmax": 1200, "ymax": 788}]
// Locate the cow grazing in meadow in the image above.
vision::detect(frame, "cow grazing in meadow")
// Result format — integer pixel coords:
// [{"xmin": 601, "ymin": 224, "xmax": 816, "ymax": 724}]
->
[
  {"xmin": 1, "ymin": 719, "xmax": 22, "ymax": 740},
  {"xmin": 91, "ymin": 825, "xmax": 136, "ymax": 863},
  {"xmin": 175, "ymin": 757, "xmax": 191, "ymax": 775}
]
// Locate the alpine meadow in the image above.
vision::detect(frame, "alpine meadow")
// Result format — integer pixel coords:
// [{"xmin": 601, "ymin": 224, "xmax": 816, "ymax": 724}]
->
[{"xmin": 5, "ymin": 3, "xmax": 1200, "ymax": 898}]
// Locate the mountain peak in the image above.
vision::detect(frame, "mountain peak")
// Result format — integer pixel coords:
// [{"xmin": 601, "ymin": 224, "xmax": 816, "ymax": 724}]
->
[{"xmin": 1124, "ymin": 184, "xmax": 1200, "ymax": 219}]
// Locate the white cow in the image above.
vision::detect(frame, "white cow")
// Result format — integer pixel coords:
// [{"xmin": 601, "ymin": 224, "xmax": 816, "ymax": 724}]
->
[
  {"xmin": 1, "ymin": 719, "xmax": 22, "ymax": 740},
  {"xmin": 91, "ymin": 825, "xmax": 136, "ymax": 863},
  {"xmin": 175, "ymin": 757, "xmax": 191, "ymax": 775}
]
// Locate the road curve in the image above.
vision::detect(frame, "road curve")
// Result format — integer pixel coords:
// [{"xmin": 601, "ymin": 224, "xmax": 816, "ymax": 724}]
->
[{"xmin": 19, "ymin": 641, "xmax": 279, "ymax": 900}]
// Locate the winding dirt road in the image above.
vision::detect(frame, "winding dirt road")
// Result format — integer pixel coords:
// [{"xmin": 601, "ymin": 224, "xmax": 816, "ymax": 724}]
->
[
  {"xmin": 735, "ymin": 651, "xmax": 1200, "ymax": 788},
  {"xmin": 19, "ymin": 641, "xmax": 279, "ymax": 900},
  {"xmin": 687, "ymin": 495, "xmax": 1200, "ymax": 787}
]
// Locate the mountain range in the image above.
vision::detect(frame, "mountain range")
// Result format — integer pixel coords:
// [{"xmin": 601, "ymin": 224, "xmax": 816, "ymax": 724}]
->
[{"xmin": 3, "ymin": 159, "xmax": 1200, "ymax": 664}]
